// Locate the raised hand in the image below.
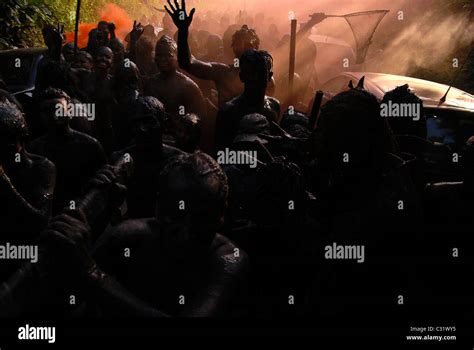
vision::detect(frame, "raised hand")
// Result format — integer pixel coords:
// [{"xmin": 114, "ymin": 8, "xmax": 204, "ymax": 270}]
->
[
  {"xmin": 130, "ymin": 20, "xmax": 144, "ymax": 42},
  {"xmin": 42, "ymin": 24, "xmax": 64, "ymax": 51},
  {"xmin": 164, "ymin": 0, "xmax": 195, "ymax": 31}
]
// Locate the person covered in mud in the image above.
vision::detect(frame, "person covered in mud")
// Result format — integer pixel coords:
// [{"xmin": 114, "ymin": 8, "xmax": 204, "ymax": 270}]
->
[
  {"xmin": 308, "ymin": 83, "xmax": 423, "ymax": 325},
  {"xmin": 29, "ymin": 88, "xmax": 106, "ymax": 215},
  {"xmin": 165, "ymin": 0, "xmax": 263, "ymax": 107},
  {"xmin": 171, "ymin": 112, "xmax": 201, "ymax": 153},
  {"xmin": 108, "ymin": 37, "xmax": 126, "ymax": 73},
  {"xmin": 36, "ymin": 25, "xmax": 84, "ymax": 100},
  {"xmin": 111, "ymin": 61, "xmax": 142, "ymax": 149},
  {"xmin": 62, "ymin": 42, "xmax": 76, "ymax": 64},
  {"xmin": 87, "ymin": 21, "xmax": 115, "ymax": 56},
  {"xmin": 93, "ymin": 151, "xmax": 248, "ymax": 317},
  {"xmin": 71, "ymin": 51, "xmax": 94, "ymax": 71},
  {"xmin": 144, "ymin": 35, "xmax": 206, "ymax": 121},
  {"xmin": 215, "ymin": 49, "xmax": 279, "ymax": 151},
  {"xmin": 128, "ymin": 21, "xmax": 158, "ymax": 80},
  {"xmin": 77, "ymin": 46, "xmax": 117, "ymax": 153},
  {"xmin": 112, "ymin": 96, "xmax": 184, "ymax": 218},
  {"xmin": 0, "ymin": 100, "xmax": 56, "ymax": 246}
]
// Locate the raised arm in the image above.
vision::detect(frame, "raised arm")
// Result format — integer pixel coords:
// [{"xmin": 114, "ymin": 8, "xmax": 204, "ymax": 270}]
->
[
  {"xmin": 128, "ymin": 20, "xmax": 144, "ymax": 64},
  {"xmin": 165, "ymin": 0, "xmax": 228, "ymax": 81}
]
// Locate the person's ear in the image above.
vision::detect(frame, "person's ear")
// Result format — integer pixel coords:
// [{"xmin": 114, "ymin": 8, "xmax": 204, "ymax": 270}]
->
[{"xmin": 268, "ymin": 71, "xmax": 273, "ymax": 81}]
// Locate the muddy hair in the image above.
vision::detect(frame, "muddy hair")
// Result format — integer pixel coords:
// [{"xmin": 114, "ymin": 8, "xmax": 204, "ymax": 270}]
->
[
  {"xmin": 158, "ymin": 151, "xmax": 228, "ymax": 223},
  {"xmin": 232, "ymin": 25, "xmax": 260, "ymax": 49},
  {"xmin": 0, "ymin": 101, "xmax": 29, "ymax": 140}
]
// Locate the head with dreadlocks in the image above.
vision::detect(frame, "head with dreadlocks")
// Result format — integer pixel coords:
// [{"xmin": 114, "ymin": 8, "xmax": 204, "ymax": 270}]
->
[
  {"xmin": 0, "ymin": 100, "xmax": 29, "ymax": 165},
  {"xmin": 382, "ymin": 84, "xmax": 426, "ymax": 139},
  {"xmin": 239, "ymin": 49, "xmax": 273, "ymax": 90},
  {"xmin": 232, "ymin": 25, "xmax": 260, "ymax": 59},
  {"xmin": 155, "ymin": 35, "xmax": 178, "ymax": 73},
  {"xmin": 157, "ymin": 151, "xmax": 228, "ymax": 248}
]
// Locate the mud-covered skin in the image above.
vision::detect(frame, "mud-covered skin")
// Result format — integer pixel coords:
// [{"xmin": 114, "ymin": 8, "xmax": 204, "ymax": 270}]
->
[
  {"xmin": 143, "ymin": 36, "xmax": 206, "ymax": 120},
  {"xmin": 0, "ymin": 153, "xmax": 55, "ymax": 280},
  {"xmin": 29, "ymin": 129, "xmax": 106, "ymax": 214},
  {"xmin": 166, "ymin": 0, "xmax": 258, "ymax": 107},
  {"xmin": 0, "ymin": 154, "xmax": 55, "ymax": 238},
  {"xmin": 111, "ymin": 61, "xmax": 141, "ymax": 148},
  {"xmin": 144, "ymin": 71, "xmax": 206, "ymax": 119},
  {"xmin": 0, "ymin": 104, "xmax": 56, "ymax": 243},
  {"xmin": 215, "ymin": 95, "xmax": 279, "ymax": 151},
  {"xmin": 112, "ymin": 144, "xmax": 184, "ymax": 218},
  {"xmin": 76, "ymin": 47, "xmax": 117, "ymax": 153},
  {"xmin": 111, "ymin": 96, "xmax": 185, "ymax": 218},
  {"xmin": 28, "ymin": 89, "xmax": 106, "ymax": 214},
  {"xmin": 93, "ymin": 151, "xmax": 247, "ymax": 316},
  {"xmin": 215, "ymin": 50, "xmax": 279, "ymax": 151},
  {"xmin": 93, "ymin": 218, "xmax": 247, "ymax": 317}
]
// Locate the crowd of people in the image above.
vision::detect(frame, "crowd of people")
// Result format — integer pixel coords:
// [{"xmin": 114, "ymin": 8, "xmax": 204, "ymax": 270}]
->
[{"xmin": 0, "ymin": 0, "xmax": 473, "ymax": 325}]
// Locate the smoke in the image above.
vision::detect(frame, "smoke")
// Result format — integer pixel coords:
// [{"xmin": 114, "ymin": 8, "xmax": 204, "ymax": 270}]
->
[
  {"xmin": 64, "ymin": 0, "xmax": 472, "ymax": 87},
  {"xmin": 65, "ymin": 3, "xmax": 133, "ymax": 48}
]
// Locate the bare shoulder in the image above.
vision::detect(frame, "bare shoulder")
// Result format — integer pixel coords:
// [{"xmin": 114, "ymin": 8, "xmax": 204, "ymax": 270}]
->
[{"xmin": 28, "ymin": 153, "xmax": 55, "ymax": 175}]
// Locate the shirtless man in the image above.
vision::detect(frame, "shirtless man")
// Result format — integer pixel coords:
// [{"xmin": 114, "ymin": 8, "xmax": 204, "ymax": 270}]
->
[
  {"xmin": 112, "ymin": 96, "xmax": 184, "ymax": 218},
  {"xmin": 0, "ymin": 100, "xmax": 56, "ymax": 237},
  {"xmin": 0, "ymin": 100, "xmax": 56, "ymax": 278},
  {"xmin": 215, "ymin": 50, "xmax": 279, "ymax": 151},
  {"xmin": 144, "ymin": 35, "xmax": 206, "ymax": 121},
  {"xmin": 93, "ymin": 152, "xmax": 248, "ymax": 316},
  {"xmin": 165, "ymin": 0, "xmax": 264, "ymax": 107},
  {"xmin": 29, "ymin": 88, "xmax": 106, "ymax": 214}
]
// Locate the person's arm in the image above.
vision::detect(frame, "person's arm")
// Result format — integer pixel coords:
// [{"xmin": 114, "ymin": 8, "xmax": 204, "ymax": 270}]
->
[
  {"xmin": 86, "ymin": 268, "xmax": 169, "ymax": 317},
  {"xmin": 41, "ymin": 212, "xmax": 169, "ymax": 317},
  {"xmin": 128, "ymin": 21, "xmax": 144, "ymax": 64},
  {"xmin": 42, "ymin": 24, "xmax": 64, "ymax": 62},
  {"xmin": 108, "ymin": 22, "xmax": 116, "ymax": 40},
  {"xmin": 165, "ymin": 0, "xmax": 229, "ymax": 81},
  {"xmin": 178, "ymin": 234, "xmax": 248, "ymax": 317},
  {"xmin": 297, "ymin": 13, "xmax": 326, "ymax": 40}
]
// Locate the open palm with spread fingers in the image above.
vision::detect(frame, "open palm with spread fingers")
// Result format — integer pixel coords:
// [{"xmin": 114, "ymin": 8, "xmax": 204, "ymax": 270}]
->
[{"xmin": 164, "ymin": 0, "xmax": 195, "ymax": 31}]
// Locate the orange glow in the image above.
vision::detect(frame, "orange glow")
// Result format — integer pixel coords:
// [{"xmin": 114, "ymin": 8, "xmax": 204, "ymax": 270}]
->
[{"xmin": 65, "ymin": 3, "xmax": 133, "ymax": 49}]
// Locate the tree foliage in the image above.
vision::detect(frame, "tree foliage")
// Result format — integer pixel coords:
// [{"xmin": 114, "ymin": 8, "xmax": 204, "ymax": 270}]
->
[{"xmin": 0, "ymin": 0, "xmax": 152, "ymax": 49}]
